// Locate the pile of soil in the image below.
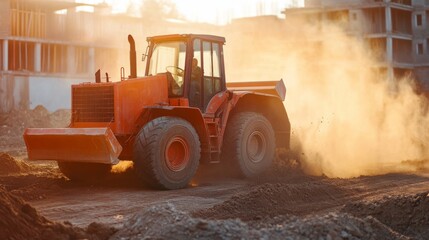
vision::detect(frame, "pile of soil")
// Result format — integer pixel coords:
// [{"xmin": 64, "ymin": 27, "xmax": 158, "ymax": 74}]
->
[
  {"xmin": 112, "ymin": 203, "xmax": 260, "ymax": 239},
  {"xmin": 189, "ymin": 178, "xmax": 428, "ymax": 239},
  {"xmin": 2, "ymin": 173, "xmax": 66, "ymax": 201},
  {"xmin": 0, "ymin": 105, "xmax": 70, "ymax": 136},
  {"xmin": 251, "ymin": 150, "xmax": 320, "ymax": 184},
  {"xmin": 0, "ymin": 185, "xmax": 115, "ymax": 240},
  {"xmin": 343, "ymin": 192, "xmax": 429, "ymax": 239},
  {"xmin": 0, "ymin": 152, "xmax": 31, "ymax": 175},
  {"xmin": 49, "ymin": 109, "xmax": 72, "ymax": 128},
  {"xmin": 112, "ymin": 202, "xmax": 404, "ymax": 240},
  {"xmin": 0, "ymin": 153, "xmax": 68, "ymax": 201},
  {"xmin": 0, "ymin": 106, "xmax": 70, "ymax": 156},
  {"xmin": 263, "ymin": 213, "xmax": 405, "ymax": 240},
  {"xmin": 193, "ymin": 181, "xmax": 356, "ymax": 220}
]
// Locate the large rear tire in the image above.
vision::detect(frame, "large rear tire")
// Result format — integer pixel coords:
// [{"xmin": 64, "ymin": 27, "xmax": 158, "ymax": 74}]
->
[
  {"xmin": 133, "ymin": 117, "xmax": 200, "ymax": 190},
  {"xmin": 222, "ymin": 112, "xmax": 276, "ymax": 177},
  {"xmin": 57, "ymin": 162, "xmax": 111, "ymax": 183}
]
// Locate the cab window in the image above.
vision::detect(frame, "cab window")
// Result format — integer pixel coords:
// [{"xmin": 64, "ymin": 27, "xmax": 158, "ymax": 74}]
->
[
  {"xmin": 148, "ymin": 41, "xmax": 186, "ymax": 96},
  {"xmin": 202, "ymin": 42, "xmax": 222, "ymax": 108}
]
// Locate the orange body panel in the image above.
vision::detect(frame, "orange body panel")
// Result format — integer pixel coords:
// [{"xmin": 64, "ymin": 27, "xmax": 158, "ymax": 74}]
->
[
  {"xmin": 70, "ymin": 74, "xmax": 169, "ymax": 135},
  {"xmin": 23, "ymin": 128, "xmax": 122, "ymax": 164},
  {"xmin": 114, "ymin": 75, "xmax": 169, "ymax": 134},
  {"xmin": 226, "ymin": 79, "xmax": 286, "ymax": 101},
  {"xmin": 169, "ymin": 98, "xmax": 189, "ymax": 107}
]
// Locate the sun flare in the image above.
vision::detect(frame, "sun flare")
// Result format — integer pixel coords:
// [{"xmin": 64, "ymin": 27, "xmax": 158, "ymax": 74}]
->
[{"xmin": 76, "ymin": 0, "xmax": 302, "ymax": 24}]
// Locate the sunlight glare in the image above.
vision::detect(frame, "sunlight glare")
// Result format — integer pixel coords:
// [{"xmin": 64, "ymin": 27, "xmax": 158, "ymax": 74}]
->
[{"xmin": 75, "ymin": 0, "xmax": 301, "ymax": 24}]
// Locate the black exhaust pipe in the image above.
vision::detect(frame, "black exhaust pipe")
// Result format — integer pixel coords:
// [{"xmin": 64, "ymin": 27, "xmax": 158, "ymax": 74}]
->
[
  {"xmin": 128, "ymin": 34, "xmax": 137, "ymax": 79},
  {"xmin": 95, "ymin": 69, "xmax": 101, "ymax": 83}
]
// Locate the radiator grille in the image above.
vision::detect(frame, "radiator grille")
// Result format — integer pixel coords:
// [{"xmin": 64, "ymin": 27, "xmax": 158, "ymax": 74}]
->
[{"xmin": 72, "ymin": 85, "xmax": 114, "ymax": 122}]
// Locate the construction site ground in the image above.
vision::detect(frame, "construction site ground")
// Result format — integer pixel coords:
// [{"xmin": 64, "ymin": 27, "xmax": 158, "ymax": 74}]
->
[{"xmin": 1, "ymin": 107, "xmax": 429, "ymax": 239}]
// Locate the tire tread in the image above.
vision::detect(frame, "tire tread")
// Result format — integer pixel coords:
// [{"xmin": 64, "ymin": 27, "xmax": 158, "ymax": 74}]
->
[{"xmin": 134, "ymin": 117, "xmax": 200, "ymax": 189}]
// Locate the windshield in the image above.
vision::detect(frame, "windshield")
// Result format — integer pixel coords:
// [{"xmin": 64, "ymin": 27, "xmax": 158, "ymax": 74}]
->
[{"xmin": 148, "ymin": 41, "xmax": 187, "ymax": 96}]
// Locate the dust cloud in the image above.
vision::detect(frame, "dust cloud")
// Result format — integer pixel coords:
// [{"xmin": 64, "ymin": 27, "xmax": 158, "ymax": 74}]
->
[
  {"xmin": 224, "ymin": 18, "xmax": 429, "ymax": 178},
  {"xmin": 111, "ymin": 161, "xmax": 134, "ymax": 173},
  {"xmin": 54, "ymin": 0, "xmax": 429, "ymax": 177},
  {"xmin": 124, "ymin": 12, "xmax": 429, "ymax": 177}
]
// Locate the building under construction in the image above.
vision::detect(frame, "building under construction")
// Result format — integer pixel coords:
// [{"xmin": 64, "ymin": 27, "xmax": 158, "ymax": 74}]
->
[
  {"xmin": 0, "ymin": 0, "xmax": 136, "ymax": 113},
  {"xmin": 0, "ymin": 0, "xmax": 223, "ymax": 114},
  {"xmin": 284, "ymin": 0, "xmax": 429, "ymax": 87},
  {"xmin": 2, "ymin": 0, "xmax": 429, "ymax": 113}
]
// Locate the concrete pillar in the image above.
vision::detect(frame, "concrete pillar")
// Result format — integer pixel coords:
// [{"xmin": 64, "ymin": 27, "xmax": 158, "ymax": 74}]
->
[
  {"xmin": 385, "ymin": 4, "xmax": 394, "ymax": 85},
  {"xmin": 386, "ymin": 36, "xmax": 393, "ymax": 64},
  {"xmin": 385, "ymin": 4, "xmax": 392, "ymax": 33},
  {"xmin": 88, "ymin": 47, "xmax": 95, "ymax": 74},
  {"xmin": 34, "ymin": 42, "xmax": 41, "ymax": 72},
  {"xmin": 2, "ymin": 40, "xmax": 8, "ymax": 71},
  {"xmin": 67, "ymin": 45, "xmax": 75, "ymax": 74},
  {"xmin": 386, "ymin": 36, "xmax": 394, "ymax": 86}
]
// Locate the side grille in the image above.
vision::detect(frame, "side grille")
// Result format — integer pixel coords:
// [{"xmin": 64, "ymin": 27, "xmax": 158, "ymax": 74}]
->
[{"xmin": 72, "ymin": 85, "xmax": 114, "ymax": 122}]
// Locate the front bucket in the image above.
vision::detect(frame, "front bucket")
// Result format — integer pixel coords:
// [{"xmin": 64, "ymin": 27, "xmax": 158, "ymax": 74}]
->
[{"xmin": 23, "ymin": 128, "xmax": 122, "ymax": 164}]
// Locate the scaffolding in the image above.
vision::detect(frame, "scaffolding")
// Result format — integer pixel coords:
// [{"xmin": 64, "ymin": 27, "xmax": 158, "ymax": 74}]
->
[
  {"xmin": 8, "ymin": 40, "xmax": 35, "ymax": 71},
  {"xmin": 41, "ymin": 43, "xmax": 67, "ymax": 73},
  {"xmin": 10, "ymin": 0, "xmax": 46, "ymax": 38}
]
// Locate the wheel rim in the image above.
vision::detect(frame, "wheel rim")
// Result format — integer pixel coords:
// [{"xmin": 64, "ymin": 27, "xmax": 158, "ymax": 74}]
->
[
  {"xmin": 165, "ymin": 137, "xmax": 190, "ymax": 172},
  {"xmin": 246, "ymin": 131, "xmax": 267, "ymax": 163}
]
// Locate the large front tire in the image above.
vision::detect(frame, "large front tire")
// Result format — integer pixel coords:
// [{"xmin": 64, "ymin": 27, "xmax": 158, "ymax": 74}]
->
[
  {"xmin": 222, "ymin": 112, "xmax": 276, "ymax": 177},
  {"xmin": 133, "ymin": 117, "xmax": 200, "ymax": 190},
  {"xmin": 57, "ymin": 162, "xmax": 111, "ymax": 183}
]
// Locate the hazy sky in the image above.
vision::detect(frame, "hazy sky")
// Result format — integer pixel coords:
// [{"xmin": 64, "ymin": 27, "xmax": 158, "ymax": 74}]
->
[{"xmin": 76, "ymin": 0, "xmax": 303, "ymax": 24}]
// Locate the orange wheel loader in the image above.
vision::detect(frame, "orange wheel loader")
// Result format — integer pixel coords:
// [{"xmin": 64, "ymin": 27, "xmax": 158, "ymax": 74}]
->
[{"xmin": 23, "ymin": 34, "xmax": 291, "ymax": 190}]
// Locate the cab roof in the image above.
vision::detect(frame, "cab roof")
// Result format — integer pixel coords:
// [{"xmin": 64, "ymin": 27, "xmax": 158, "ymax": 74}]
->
[{"xmin": 147, "ymin": 34, "xmax": 225, "ymax": 44}]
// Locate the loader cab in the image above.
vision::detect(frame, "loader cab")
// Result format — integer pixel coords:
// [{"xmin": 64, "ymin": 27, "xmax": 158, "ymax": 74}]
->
[{"xmin": 145, "ymin": 34, "xmax": 226, "ymax": 111}]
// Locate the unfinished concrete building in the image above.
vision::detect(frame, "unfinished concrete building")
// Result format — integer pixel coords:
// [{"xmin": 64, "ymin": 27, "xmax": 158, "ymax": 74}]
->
[
  {"xmin": 284, "ymin": 0, "xmax": 429, "ymax": 87},
  {"xmin": 0, "ymin": 0, "xmax": 224, "ymax": 113},
  {"xmin": 0, "ymin": 0, "xmax": 134, "ymax": 113}
]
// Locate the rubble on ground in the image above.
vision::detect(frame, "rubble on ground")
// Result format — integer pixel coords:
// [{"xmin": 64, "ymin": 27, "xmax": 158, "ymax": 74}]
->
[
  {"xmin": 191, "ymin": 181, "xmax": 428, "ymax": 239},
  {"xmin": 0, "ymin": 152, "xmax": 427, "ymax": 239},
  {"xmin": 111, "ymin": 203, "xmax": 261, "ymax": 239},
  {"xmin": 112, "ymin": 202, "xmax": 406, "ymax": 240},
  {"xmin": 0, "ymin": 110, "xmax": 427, "ymax": 239},
  {"xmin": 343, "ymin": 192, "xmax": 429, "ymax": 239},
  {"xmin": 0, "ymin": 185, "xmax": 116, "ymax": 240},
  {"xmin": 0, "ymin": 106, "xmax": 70, "ymax": 156},
  {"xmin": 193, "ymin": 181, "xmax": 353, "ymax": 220},
  {"xmin": 0, "ymin": 153, "xmax": 66, "ymax": 200},
  {"xmin": 0, "ymin": 152, "xmax": 31, "ymax": 175},
  {"xmin": 0, "ymin": 105, "xmax": 70, "ymax": 140}
]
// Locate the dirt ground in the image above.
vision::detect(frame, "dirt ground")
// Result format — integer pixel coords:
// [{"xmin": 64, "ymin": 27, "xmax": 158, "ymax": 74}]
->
[{"xmin": 1, "ymin": 108, "xmax": 429, "ymax": 239}]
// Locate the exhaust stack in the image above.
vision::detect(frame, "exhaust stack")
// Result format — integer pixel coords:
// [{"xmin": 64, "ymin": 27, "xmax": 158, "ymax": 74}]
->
[
  {"xmin": 95, "ymin": 69, "xmax": 101, "ymax": 83},
  {"xmin": 128, "ymin": 34, "xmax": 137, "ymax": 79}
]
